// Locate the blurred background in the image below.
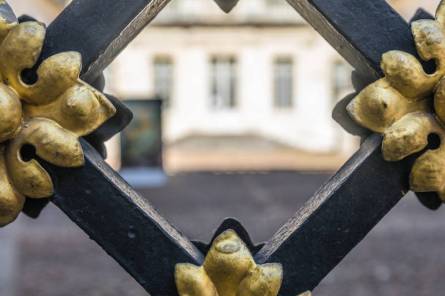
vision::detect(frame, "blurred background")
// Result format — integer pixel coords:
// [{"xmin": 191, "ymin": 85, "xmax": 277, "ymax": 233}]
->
[{"xmin": 1, "ymin": 0, "xmax": 445, "ymax": 295}]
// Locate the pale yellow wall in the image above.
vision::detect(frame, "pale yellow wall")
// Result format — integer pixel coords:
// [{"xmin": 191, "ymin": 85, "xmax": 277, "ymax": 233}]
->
[
  {"xmin": 7, "ymin": 0, "xmax": 61, "ymax": 24},
  {"xmin": 109, "ymin": 25, "xmax": 354, "ymax": 152},
  {"xmin": 388, "ymin": 0, "xmax": 441, "ymax": 19}
]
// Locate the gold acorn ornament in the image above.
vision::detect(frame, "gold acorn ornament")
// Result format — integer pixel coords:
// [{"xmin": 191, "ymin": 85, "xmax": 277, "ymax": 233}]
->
[
  {"xmin": 0, "ymin": 2, "xmax": 116, "ymax": 226},
  {"xmin": 347, "ymin": 0, "xmax": 445, "ymax": 202}
]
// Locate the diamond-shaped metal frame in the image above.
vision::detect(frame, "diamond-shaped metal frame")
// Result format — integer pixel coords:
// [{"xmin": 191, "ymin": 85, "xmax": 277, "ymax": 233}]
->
[{"xmin": 7, "ymin": 0, "xmax": 434, "ymax": 295}]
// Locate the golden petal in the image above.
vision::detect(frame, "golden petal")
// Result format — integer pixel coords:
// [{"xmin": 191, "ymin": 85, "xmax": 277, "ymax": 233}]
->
[
  {"xmin": 0, "ymin": 145, "xmax": 24, "ymax": 227},
  {"xmin": 411, "ymin": 20, "xmax": 445, "ymax": 64},
  {"xmin": 175, "ymin": 230, "xmax": 284, "ymax": 296},
  {"xmin": 0, "ymin": 21, "xmax": 81, "ymax": 105},
  {"xmin": 381, "ymin": 51, "xmax": 438, "ymax": 98},
  {"xmin": 0, "ymin": 83, "xmax": 21, "ymax": 142},
  {"xmin": 26, "ymin": 52, "xmax": 82, "ymax": 105},
  {"xmin": 6, "ymin": 118, "xmax": 84, "ymax": 198},
  {"xmin": 24, "ymin": 81, "xmax": 116, "ymax": 136},
  {"xmin": 434, "ymin": 78, "xmax": 445, "ymax": 125},
  {"xmin": 347, "ymin": 79, "xmax": 427, "ymax": 133},
  {"xmin": 0, "ymin": 21, "xmax": 45, "ymax": 90},
  {"xmin": 410, "ymin": 148, "xmax": 445, "ymax": 194},
  {"xmin": 237, "ymin": 264, "xmax": 283, "ymax": 296},
  {"xmin": 382, "ymin": 112, "xmax": 440, "ymax": 161},
  {"xmin": 203, "ymin": 230, "xmax": 255, "ymax": 296},
  {"xmin": 175, "ymin": 264, "xmax": 219, "ymax": 296}
]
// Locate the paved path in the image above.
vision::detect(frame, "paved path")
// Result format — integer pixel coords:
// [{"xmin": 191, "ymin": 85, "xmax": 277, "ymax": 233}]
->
[
  {"xmin": 0, "ymin": 223, "xmax": 19, "ymax": 296},
  {"xmin": 2, "ymin": 171, "xmax": 445, "ymax": 296}
]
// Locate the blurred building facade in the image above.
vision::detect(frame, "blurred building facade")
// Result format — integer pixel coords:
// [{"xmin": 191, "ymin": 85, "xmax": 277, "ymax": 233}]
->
[
  {"xmin": 108, "ymin": 0, "xmax": 357, "ymax": 164},
  {"xmin": 7, "ymin": 0, "xmax": 61, "ymax": 22},
  {"xmin": 11, "ymin": 0, "xmax": 441, "ymax": 171},
  {"xmin": 389, "ymin": 0, "xmax": 440, "ymax": 18}
]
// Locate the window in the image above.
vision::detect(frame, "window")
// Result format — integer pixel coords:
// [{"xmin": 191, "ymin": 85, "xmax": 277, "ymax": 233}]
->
[
  {"xmin": 52, "ymin": 0, "xmax": 70, "ymax": 7},
  {"xmin": 210, "ymin": 56, "xmax": 237, "ymax": 109},
  {"xmin": 153, "ymin": 56, "xmax": 173, "ymax": 107},
  {"xmin": 273, "ymin": 57, "xmax": 294, "ymax": 108},
  {"xmin": 266, "ymin": 0, "xmax": 285, "ymax": 7},
  {"xmin": 332, "ymin": 60, "xmax": 353, "ymax": 102}
]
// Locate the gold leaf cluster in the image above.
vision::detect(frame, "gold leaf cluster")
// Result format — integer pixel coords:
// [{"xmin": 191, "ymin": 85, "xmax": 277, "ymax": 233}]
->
[
  {"xmin": 175, "ymin": 230, "xmax": 283, "ymax": 296},
  {"xmin": 0, "ymin": 2, "xmax": 116, "ymax": 226},
  {"xmin": 348, "ymin": 0, "xmax": 445, "ymax": 201},
  {"xmin": 175, "ymin": 230, "xmax": 312, "ymax": 296}
]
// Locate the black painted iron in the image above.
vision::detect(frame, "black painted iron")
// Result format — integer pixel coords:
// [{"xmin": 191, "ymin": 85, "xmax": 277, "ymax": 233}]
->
[
  {"xmin": 46, "ymin": 141, "xmax": 204, "ymax": 295},
  {"xmin": 40, "ymin": 0, "xmax": 170, "ymax": 83},
  {"xmin": 22, "ymin": 0, "xmax": 438, "ymax": 295},
  {"xmin": 193, "ymin": 218, "xmax": 264, "ymax": 255},
  {"xmin": 255, "ymin": 1, "xmax": 436, "ymax": 294},
  {"xmin": 35, "ymin": 0, "xmax": 170, "ymax": 144},
  {"xmin": 286, "ymin": 0, "xmax": 417, "ymax": 80},
  {"xmin": 0, "ymin": 1, "xmax": 16, "ymax": 24},
  {"xmin": 33, "ymin": 1, "xmax": 206, "ymax": 295},
  {"xmin": 255, "ymin": 135, "xmax": 414, "ymax": 294}
]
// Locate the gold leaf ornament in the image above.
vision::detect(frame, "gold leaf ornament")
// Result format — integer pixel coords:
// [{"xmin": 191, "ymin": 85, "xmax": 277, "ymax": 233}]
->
[
  {"xmin": 175, "ymin": 230, "xmax": 282, "ymax": 296},
  {"xmin": 0, "ymin": 2, "xmax": 116, "ymax": 226},
  {"xmin": 175, "ymin": 229, "xmax": 312, "ymax": 296},
  {"xmin": 347, "ymin": 0, "xmax": 445, "ymax": 201}
]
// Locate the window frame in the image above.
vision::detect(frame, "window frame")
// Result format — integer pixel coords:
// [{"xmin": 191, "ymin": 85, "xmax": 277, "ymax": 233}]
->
[
  {"xmin": 209, "ymin": 55, "xmax": 239, "ymax": 110},
  {"xmin": 272, "ymin": 55, "xmax": 295, "ymax": 110},
  {"xmin": 152, "ymin": 55, "xmax": 175, "ymax": 108},
  {"xmin": 331, "ymin": 59, "xmax": 353, "ymax": 107}
]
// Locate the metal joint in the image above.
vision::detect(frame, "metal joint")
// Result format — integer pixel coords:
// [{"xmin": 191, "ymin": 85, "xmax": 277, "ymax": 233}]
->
[
  {"xmin": 347, "ymin": 0, "xmax": 445, "ymax": 201},
  {"xmin": 0, "ymin": 1, "xmax": 116, "ymax": 226}
]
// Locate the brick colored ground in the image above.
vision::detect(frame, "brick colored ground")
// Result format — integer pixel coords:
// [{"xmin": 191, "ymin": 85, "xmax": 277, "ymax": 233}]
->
[
  {"xmin": 163, "ymin": 135, "xmax": 354, "ymax": 172},
  {"xmin": 164, "ymin": 148, "xmax": 351, "ymax": 172}
]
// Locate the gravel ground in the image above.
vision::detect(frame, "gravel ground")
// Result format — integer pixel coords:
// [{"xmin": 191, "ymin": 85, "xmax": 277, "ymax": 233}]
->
[{"xmin": 2, "ymin": 171, "xmax": 445, "ymax": 296}]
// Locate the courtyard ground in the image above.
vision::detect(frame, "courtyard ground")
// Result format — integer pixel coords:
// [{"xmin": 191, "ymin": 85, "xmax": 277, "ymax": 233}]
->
[{"xmin": 1, "ymin": 171, "xmax": 444, "ymax": 296}]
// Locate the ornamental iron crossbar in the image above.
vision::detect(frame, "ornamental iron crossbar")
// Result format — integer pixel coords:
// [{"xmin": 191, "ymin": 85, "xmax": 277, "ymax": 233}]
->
[{"xmin": 0, "ymin": 0, "xmax": 443, "ymax": 295}]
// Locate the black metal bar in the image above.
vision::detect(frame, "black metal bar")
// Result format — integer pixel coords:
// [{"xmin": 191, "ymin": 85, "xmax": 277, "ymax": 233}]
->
[
  {"xmin": 41, "ymin": 0, "xmax": 171, "ymax": 83},
  {"xmin": 39, "ymin": 0, "xmax": 170, "ymax": 141},
  {"xmin": 256, "ymin": 135, "xmax": 413, "ymax": 294},
  {"xmin": 33, "ymin": 0, "xmax": 430, "ymax": 295},
  {"xmin": 35, "ymin": 1, "xmax": 204, "ymax": 295},
  {"xmin": 256, "ymin": 1, "xmax": 423, "ymax": 294},
  {"xmin": 45, "ymin": 141, "xmax": 204, "ymax": 295},
  {"xmin": 286, "ymin": 0, "xmax": 416, "ymax": 80},
  {"xmin": 0, "ymin": 1, "xmax": 16, "ymax": 25}
]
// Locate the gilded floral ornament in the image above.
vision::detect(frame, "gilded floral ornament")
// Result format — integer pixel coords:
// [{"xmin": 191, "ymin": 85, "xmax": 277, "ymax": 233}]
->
[
  {"xmin": 0, "ymin": 1, "xmax": 116, "ymax": 226},
  {"xmin": 175, "ymin": 229, "xmax": 312, "ymax": 296},
  {"xmin": 347, "ymin": 0, "xmax": 445, "ymax": 201},
  {"xmin": 175, "ymin": 230, "xmax": 283, "ymax": 296}
]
